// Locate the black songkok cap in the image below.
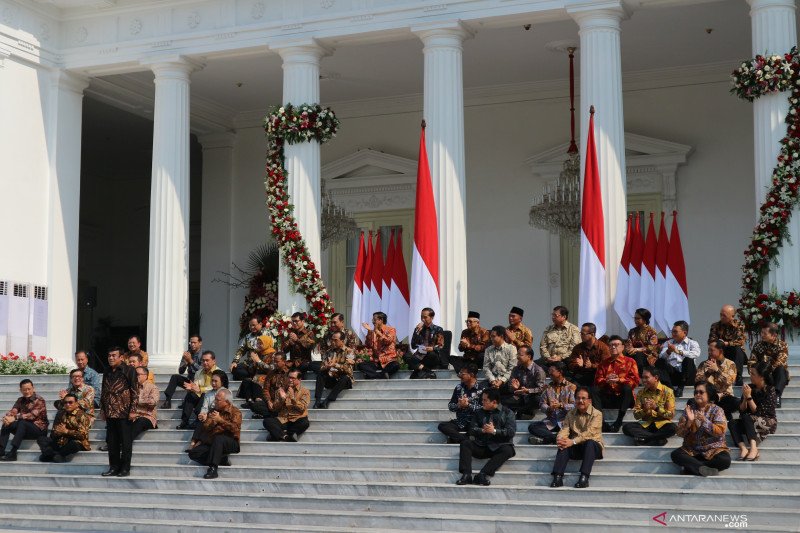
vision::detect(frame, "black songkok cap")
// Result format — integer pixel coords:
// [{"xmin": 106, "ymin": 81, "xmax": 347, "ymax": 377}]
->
[{"xmin": 509, "ymin": 307, "xmax": 524, "ymax": 317}]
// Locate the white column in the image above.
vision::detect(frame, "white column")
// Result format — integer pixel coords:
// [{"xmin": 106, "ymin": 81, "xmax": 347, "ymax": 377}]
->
[
  {"xmin": 46, "ymin": 70, "xmax": 89, "ymax": 365},
  {"xmin": 144, "ymin": 58, "xmax": 196, "ymax": 369},
  {"xmin": 568, "ymin": 2, "xmax": 629, "ymax": 334},
  {"xmin": 412, "ymin": 22, "xmax": 471, "ymax": 347},
  {"xmin": 748, "ymin": 0, "xmax": 799, "ymax": 293},
  {"xmin": 272, "ymin": 41, "xmax": 328, "ymax": 314},
  {"xmin": 198, "ymin": 132, "xmax": 236, "ymax": 367}
]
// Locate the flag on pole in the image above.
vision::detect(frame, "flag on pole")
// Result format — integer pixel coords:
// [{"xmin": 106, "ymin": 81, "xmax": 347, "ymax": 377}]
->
[
  {"xmin": 654, "ymin": 213, "xmax": 670, "ymax": 334},
  {"xmin": 614, "ymin": 215, "xmax": 634, "ymax": 330},
  {"xmin": 370, "ymin": 231, "xmax": 384, "ymax": 318},
  {"xmin": 663, "ymin": 212, "xmax": 690, "ymax": 327},
  {"xmin": 578, "ymin": 107, "xmax": 607, "ymax": 336},
  {"xmin": 639, "ymin": 213, "xmax": 657, "ymax": 324},
  {"xmin": 390, "ymin": 229, "xmax": 411, "ymax": 341},
  {"xmin": 627, "ymin": 213, "xmax": 644, "ymax": 318},
  {"xmin": 350, "ymin": 232, "xmax": 367, "ymax": 341},
  {"xmin": 408, "ymin": 120, "xmax": 440, "ymax": 340},
  {"xmin": 381, "ymin": 231, "xmax": 395, "ymax": 315},
  {"xmin": 361, "ymin": 231, "xmax": 375, "ymax": 327}
]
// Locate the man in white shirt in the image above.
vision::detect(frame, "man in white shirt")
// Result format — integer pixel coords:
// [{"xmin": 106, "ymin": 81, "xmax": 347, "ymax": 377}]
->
[
  {"xmin": 483, "ymin": 326, "xmax": 517, "ymax": 390},
  {"xmin": 657, "ymin": 321, "xmax": 700, "ymax": 397}
]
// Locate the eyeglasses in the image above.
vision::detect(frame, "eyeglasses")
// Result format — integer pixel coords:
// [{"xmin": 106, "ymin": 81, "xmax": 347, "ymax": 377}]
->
[
  {"xmin": 63, "ymin": 400, "xmax": 76, "ymax": 405},
  {"xmin": 694, "ymin": 390, "xmax": 707, "ymax": 396}
]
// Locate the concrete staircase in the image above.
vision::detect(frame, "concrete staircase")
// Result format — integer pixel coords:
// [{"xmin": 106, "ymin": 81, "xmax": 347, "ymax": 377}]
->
[{"xmin": 0, "ymin": 358, "xmax": 798, "ymax": 532}]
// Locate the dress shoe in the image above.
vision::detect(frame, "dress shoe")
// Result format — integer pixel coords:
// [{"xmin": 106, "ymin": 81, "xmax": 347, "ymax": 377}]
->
[
  {"xmin": 282, "ymin": 433, "xmax": 297, "ymax": 442},
  {"xmin": 776, "ymin": 396, "xmax": 782, "ymax": 409},
  {"xmin": 654, "ymin": 438, "xmax": 668, "ymax": 446},
  {"xmin": 251, "ymin": 414, "xmax": 264, "ymax": 419},
  {"xmin": 634, "ymin": 437, "xmax": 649, "ymax": 446},
  {"xmin": 609, "ymin": 421, "xmax": 622, "ymax": 433},
  {"xmin": 220, "ymin": 456, "xmax": 231, "ymax": 467},
  {"xmin": 473, "ymin": 473, "xmax": 491, "ymax": 486},
  {"xmin": 99, "ymin": 444, "xmax": 109, "ymax": 452},
  {"xmin": 313, "ymin": 400, "xmax": 322, "ymax": 409},
  {"xmin": 574, "ymin": 474, "xmax": 590, "ymax": 488},
  {"xmin": 52, "ymin": 454, "xmax": 66, "ymax": 464},
  {"xmin": 100, "ymin": 468, "xmax": 119, "ymax": 477},
  {"xmin": 698, "ymin": 466, "xmax": 719, "ymax": 477},
  {"xmin": 176, "ymin": 423, "xmax": 189, "ymax": 430},
  {"xmin": 455, "ymin": 474, "xmax": 472, "ymax": 485},
  {"xmin": 424, "ymin": 371, "xmax": 437, "ymax": 379},
  {"xmin": 160, "ymin": 399, "xmax": 171, "ymax": 409},
  {"xmin": 319, "ymin": 400, "xmax": 329, "ymax": 409},
  {"xmin": 204, "ymin": 466, "xmax": 219, "ymax": 479},
  {"xmin": 0, "ymin": 452, "xmax": 17, "ymax": 462},
  {"xmin": 550, "ymin": 474, "xmax": 564, "ymax": 488},
  {"xmin": 116, "ymin": 469, "xmax": 130, "ymax": 477},
  {"xmin": 528, "ymin": 436, "xmax": 545, "ymax": 445}
]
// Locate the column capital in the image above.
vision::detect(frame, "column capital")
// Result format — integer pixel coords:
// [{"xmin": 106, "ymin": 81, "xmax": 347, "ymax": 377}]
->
[
  {"xmin": 198, "ymin": 131, "xmax": 237, "ymax": 150},
  {"xmin": 411, "ymin": 20, "xmax": 475, "ymax": 45},
  {"xmin": 567, "ymin": 1, "xmax": 630, "ymax": 29},
  {"xmin": 49, "ymin": 69, "xmax": 90, "ymax": 95},
  {"xmin": 270, "ymin": 38, "xmax": 332, "ymax": 64},
  {"xmin": 141, "ymin": 56, "xmax": 204, "ymax": 79},
  {"xmin": 747, "ymin": 0, "xmax": 796, "ymax": 11}
]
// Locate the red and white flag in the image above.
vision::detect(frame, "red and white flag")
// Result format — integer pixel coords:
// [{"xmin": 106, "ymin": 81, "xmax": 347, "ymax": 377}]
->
[
  {"xmin": 614, "ymin": 215, "xmax": 634, "ymax": 331},
  {"xmin": 663, "ymin": 212, "xmax": 690, "ymax": 327},
  {"xmin": 351, "ymin": 232, "xmax": 367, "ymax": 341},
  {"xmin": 390, "ymin": 229, "xmax": 411, "ymax": 341},
  {"xmin": 627, "ymin": 213, "xmax": 644, "ymax": 318},
  {"xmin": 408, "ymin": 121, "xmax": 440, "ymax": 340},
  {"xmin": 370, "ymin": 231, "xmax": 384, "ymax": 318},
  {"xmin": 381, "ymin": 231, "xmax": 395, "ymax": 315},
  {"xmin": 639, "ymin": 213, "xmax": 657, "ymax": 324},
  {"xmin": 361, "ymin": 231, "xmax": 375, "ymax": 327},
  {"xmin": 578, "ymin": 108, "xmax": 607, "ymax": 336},
  {"xmin": 654, "ymin": 213, "xmax": 670, "ymax": 334}
]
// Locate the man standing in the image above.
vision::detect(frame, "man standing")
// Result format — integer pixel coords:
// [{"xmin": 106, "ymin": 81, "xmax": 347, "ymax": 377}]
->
[
  {"xmin": 708, "ymin": 305, "xmax": 747, "ymax": 386},
  {"xmin": 550, "ymin": 386, "xmax": 604, "ymax": 489},
  {"xmin": 658, "ymin": 321, "xmax": 700, "ymax": 397},
  {"xmin": 231, "ymin": 316, "xmax": 267, "ymax": 380},
  {"xmin": 566, "ymin": 323, "xmax": 610, "ymax": 387},
  {"xmin": 37, "ymin": 393, "xmax": 91, "ymax": 463},
  {"xmin": 749, "ymin": 322, "xmax": 790, "ymax": 407},
  {"xmin": 161, "ymin": 335, "xmax": 204, "ymax": 405},
  {"xmin": 123, "ymin": 335, "xmax": 148, "ymax": 367},
  {"xmin": 263, "ymin": 370, "xmax": 310, "ymax": 442},
  {"xmin": 622, "ymin": 366, "xmax": 677, "ymax": 446},
  {"xmin": 407, "ymin": 307, "xmax": 444, "ymax": 377},
  {"xmin": 528, "ymin": 362, "xmax": 576, "ymax": 445},
  {"xmin": 313, "ymin": 331, "xmax": 354, "ymax": 409},
  {"xmin": 696, "ymin": 341, "xmax": 739, "ymax": 420},
  {"xmin": 359, "ymin": 312, "xmax": 399, "ymax": 379},
  {"xmin": 505, "ymin": 307, "xmax": 532, "ymax": 350},
  {"xmin": 438, "ymin": 365, "xmax": 485, "ymax": 444},
  {"xmin": 73, "ymin": 351, "xmax": 101, "ymax": 407},
  {"xmin": 170, "ymin": 351, "xmax": 219, "ymax": 429},
  {"xmin": 538, "ymin": 306, "xmax": 581, "ymax": 367},
  {"xmin": 592, "ymin": 335, "xmax": 639, "ymax": 433},
  {"xmin": 452, "ymin": 311, "xmax": 489, "ymax": 372},
  {"xmin": 100, "ymin": 347, "xmax": 137, "ymax": 477},
  {"xmin": 483, "ymin": 326, "xmax": 517, "ymax": 390},
  {"xmin": 0, "ymin": 379, "xmax": 48, "ymax": 461},
  {"xmin": 188, "ymin": 388, "xmax": 242, "ymax": 479},
  {"xmin": 455, "ymin": 388, "xmax": 516, "ymax": 487},
  {"xmin": 501, "ymin": 346, "xmax": 546, "ymax": 419}
]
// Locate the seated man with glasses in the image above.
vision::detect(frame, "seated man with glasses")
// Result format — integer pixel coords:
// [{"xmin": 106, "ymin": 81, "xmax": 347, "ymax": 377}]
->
[
  {"xmin": 263, "ymin": 370, "xmax": 310, "ymax": 442},
  {"xmin": 591, "ymin": 335, "xmax": 639, "ymax": 433},
  {"xmin": 37, "ymin": 394, "xmax": 91, "ymax": 463}
]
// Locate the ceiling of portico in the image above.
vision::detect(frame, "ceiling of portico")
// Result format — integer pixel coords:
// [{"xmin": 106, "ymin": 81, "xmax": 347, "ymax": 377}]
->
[{"xmin": 89, "ymin": 0, "xmax": 784, "ymax": 129}]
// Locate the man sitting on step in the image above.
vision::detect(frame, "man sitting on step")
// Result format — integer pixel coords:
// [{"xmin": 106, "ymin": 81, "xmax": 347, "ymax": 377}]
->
[
  {"xmin": 161, "ymin": 351, "xmax": 218, "ymax": 430},
  {"xmin": 0, "ymin": 379, "xmax": 49, "ymax": 462},
  {"xmin": 250, "ymin": 354, "xmax": 289, "ymax": 419},
  {"xmin": 159, "ymin": 335, "xmax": 204, "ymax": 407},
  {"xmin": 438, "ymin": 364, "xmax": 485, "ymax": 444},
  {"xmin": 657, "ymin": 321, "xmax": 700, "ymax": 398},
  {"xmin": 528, "ymin": 362, "xmax": 576, "ymax": 445},
  {"xmin": 188, "ymin": 388, "xmax": 242, "ymax": 479},
  {"xmin": 455, "ymin": 388, "xmax": 516, "ymax": 487},
  {"xmin": 313, "ymin": 331, "xmax": 354, "ymax": 409},
  {"xmin": 54, "ymin": 368, "xmax": 95, "ymax": 423},
  {"xmin": 358, "ymin": 312, "xmax": 400, "ymax": 379},
  {"xmin": 406, "ymin": 307, "xmax": 444, "ymax": 379},
  {"xmin": 263, "ymin": 370, "xmax": 310, "ymax": 442},
  {"xmin": 695, "ymin": 341, "xmax": 739, "ymax": 421},
  {"xmin": 501, "ymin": 346, "xmax": 546, "ymax": 419},
  {"xmin": 591, "ymin": 335, "xmax": 639, "ymax": 433},
  {"xmin": 37, "ymin": 393, "xmax": 91, "ymax": 463},
  {"xmin": 129, "ymin": 366, "xmax": 159, "ymax": 441},
  {"xmin": 622, "ymin": 366, "xmax": 676, "ymax": 446},
  {"xmin": 549, "ymin": 386, "xmax": 604, "ymax": 489},
  {"xmin": 483, "ymin": 326, "xmax": 517, "ymax": 390}
]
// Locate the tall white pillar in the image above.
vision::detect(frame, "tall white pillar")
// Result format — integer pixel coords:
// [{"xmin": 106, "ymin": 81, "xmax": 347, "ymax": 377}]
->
[
  {"xmin": 272, "ymin": 41, "xmax": 328, "ymax": 314},
  {"xmin": 748, "ymin": 0, "xmax": 799, "ymax": 293},
  {"xmin": 568, "ymin": 2, "xmax": 629, "ymax": 334},
  {"xmin": 144, "ymin": 58, "xmax": 196, "ymax": 369},
  {"xmin": 412, "ymin": 22, "xmax": 471, "ymax": 347},
  {"xmin": 198, "ymin": 132, "xmax": 236, "ymax": 367},
  {"xmin": 46, "ymin": 70, "xmax": 89, "ymax": 365}
]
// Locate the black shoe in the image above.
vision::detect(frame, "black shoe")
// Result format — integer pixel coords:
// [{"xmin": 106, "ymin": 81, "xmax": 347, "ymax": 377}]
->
[
  {"xmin": 99, "ymin": 444, "xmax": 108, "ymax": 452},
  {"xmin": 0, "ymin": 452, "xmax": 17, "ymax": 462},
  {"xmin": 101, "ymin": 468, "xmax": 119, "ymax": 477},
  {"xmin": 698, "ymin": 466, "xmax": 719, "ymax": 477},
  {"xmin": 220, "ymin": 456, "xmax": 231, "ymax": 467},
  {"xmin": 424, "ymin": 371, "xmax": 437, "ymax": 379},
  {"xmin": 575, "ymin": 474, "xmax": 590, "ymax": 488},
  {"xmin": 203, "ymin": 466, "xmax": 218, "ymax": 479},
  {"xmin": 176, "ymin": 423, "xmax": 189, "ymax": 430},
  {"xmin": 446, "ymin": 437, "xmax": 459, "ymax": 444},
  {"xmin": 282, "ymin": 433, "xmax": 297, "ymax": 442},
  {"xmin": 251, "ymin": 413, "xmax": 264, "ymax": 419},
  {"xmin": 52, "ymin": 454, "xmax": 66, "ymax": 463},
  {"xmin": 160, "ymin": 399, "xmax": 171, "ymax": 409},
  {"xmin": 455, "ymin": 473, "xmax": 472, "ymax": 485},
  {"xmin": 654, "ymin": 438, "xmax": 668, "ymax": 446},
  {"xmin": 676, "ymin": 387, "xmax": 684, "ymax": 398},
  {"xmin": 550, "ymin": 474, "xmax": 564, "ymax": 488},
  {"xmin": 634, "ymin": 437, "xmax": 649, "ymax": 446},
  {"xmin": 602, "ymin": 422, "xmax": 613, "ymax": 433},
  {"xmin": 116, "ymin": 469, "xmax": 130, "ymax": 477},
  {"xmin": 473, "ymin": 474, "xmax": 491, "ymax": 486},
  {"xmin": 409, "ymin": 370, "xmax": 420, "ymax": 380},
  {"xmin": 528, "ymin": 436, "xmax": 545, "ymax": 445},
  {"xmin": 610, "ymin": 421, "xmax": 622, "ymax": 433},
  {"xmin": 776, "ymin": 396, "xmax": 782, "ymax": 409},
  {"xmin": 313, "ymin": 400, "xmax": 322, "ymax": 409}
]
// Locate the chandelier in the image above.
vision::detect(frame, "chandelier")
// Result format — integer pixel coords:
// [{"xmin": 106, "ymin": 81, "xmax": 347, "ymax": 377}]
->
[
  {"xmin": 529, "ymin": 47, "xmax": 581, "ymax": 244},
  {"xmin": 321, "ymin": 183, "xmax": 359, "ymax": 249}
]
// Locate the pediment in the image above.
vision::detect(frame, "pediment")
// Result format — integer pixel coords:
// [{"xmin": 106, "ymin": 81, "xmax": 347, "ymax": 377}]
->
[{"xmin": 323, "ymin": 149, "xmax": 417, "ymax": 189}]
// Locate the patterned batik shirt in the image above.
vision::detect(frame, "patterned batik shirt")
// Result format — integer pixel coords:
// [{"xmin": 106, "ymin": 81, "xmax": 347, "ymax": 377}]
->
[
  {"xmin": 538, "ymin": 379, "xmax": 576, "ymax": 430},
  {"xmin": 633, "ymin": 382, "xmax": 675, "ymax": 428},
  {"xmin": 708, "ymin": 319, "xmax": 747, "ymax": 348},
  {"xmin": 447, "ymin": 381, "xmax": 486, "ymax": 430},
  {"xmin": 540, "ymin": 322, "xmax": 582, "ymax": 361},
  {"xmin": 749, "ymin": 339, "xmax": 790, "ymax": 379},
  {"xmin": 51, "ymin": 408, "xmax": 92, "ymax": 451},
  {"xmin": 677, "ymin": 403, "xmax": 728, "ymax": 459}
]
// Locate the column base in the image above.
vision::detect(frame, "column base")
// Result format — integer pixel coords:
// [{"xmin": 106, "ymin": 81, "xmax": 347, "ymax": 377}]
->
[{"xmin": 146, "ymin": 353, "xmax": 180, "ymax": 374}]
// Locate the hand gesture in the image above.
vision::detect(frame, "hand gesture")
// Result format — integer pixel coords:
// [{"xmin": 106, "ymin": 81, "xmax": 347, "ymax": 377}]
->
[
  {"xmin": 289, "ymin": 332, "xmax": 298, "ymax": 342},
  {"xmin": 574, "ymin": 355, "xmax": 584, "ymax": 368},
  {"xmin": 250, "ymin": 352, "xmax": 260, "ymax": 363},
  {"xmin": 2, "ymin": 415, "xmax": 14, "ymax": 427},
  {"xmin": 491, "ymin": 379, "xmax": 503, "ymax": 389},
  {"xmin": 54, "ymin": 423, "xmax": 67, "ymax": 434},
  {"xmin": 624, "ymin": 339, "xmax": 634, "ymax": 352},
  {"xmin": 742, "ymin": 384, "xmax": 751, "ymax": 398},
  {"xmin": 482, "ymin": 421, "xmax": 495, "ymax": 434},
  {"xmin": 209, "ymin": 411, "xmax": 221, "ymax": 422},
  {"xmin": 414, "ymin": 322, "xmax": 423, "ymax": 334},
  {"xmin": 59, "ymin": 389, "xmax": 67, "ymax": 399},
  {"xmin": 457, "ymin": 395, "xmax": 469, "ymax": 409},
  {"xmin": 510, "ymin": 378, "xmax": 520, "ymax": 390},
  {"xmin": 706, "ymin": 359, "xmax": 718, "ymax": 373},
  {"xmin": 608, "ymin": 373, "xmax": 619, "ymax": 383},
  {"xmin": 550, "ymin": 401, "xmax": 561, "ymax": 410},
  {"xmin": 459, "ymin": 340, "xmax": 471, "ymax": 350},
  {"xmin": 361, "ymin": 322, "xmax": 372, "ymax": 332},
  {"xmin": 556, "ymin": 435, "xmax": 571, "ymax": 449},
  {"xmin": 198, "ymin": 412, "xmax": 207, "ymax": 422},
  {"xmin": 278, "ymin": 388, "xmax": 287, "ymax": 400},
  {"xmin": 685, "ymin": 405, "xmax": 695, "ymax": 422},
  {"xmin": 182, "ymin": 351, "xmax": 192, "ymax": 363},
  {"xmin": 230, "ymin": 363, "xmax": 238, "ymax": 371},
  {"xmin": 643, "ymin": 398, "xmax": 656, "ymax": 411},
  {"xmin": 666, "ymin": 342, "xmax": 677, "ymax": 354}
]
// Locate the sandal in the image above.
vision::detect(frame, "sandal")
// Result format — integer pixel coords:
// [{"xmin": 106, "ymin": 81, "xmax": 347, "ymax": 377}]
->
[{"xmin": 745, "ymin": 452, "xmax": 760, "ymax": 462}]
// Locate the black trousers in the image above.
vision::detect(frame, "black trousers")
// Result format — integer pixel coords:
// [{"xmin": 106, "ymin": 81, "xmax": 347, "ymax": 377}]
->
[
  {"xmin": 314, "ymin": 374, "xmax": 352, "ymax": 402},
  {"xmin": 671, "ymin": 448, "xmax": 731, "ymax": 476},
  {"xmin": 106, "ymin": 417, "xmax": 133, "ymax": 471},
  {"xmin": 0, "ymin": 420, "xmax": 45, "ymax": 452},
  {"xmin": 188, "ymin": 434, "xmax": 240, "ymax": 467},
  {"xmin": 163, "ymin": 374, "xmax": 191, "ymax": 399},
  {"xmin": 182, "ymin": 392, "xmax": 204, "ymax": 424},
  {"xmin": 730, "ymin": 413, "xmax": 762, "ymax": 446},
  {"xmin": 237, "ymin": 378, "xmax": 264, "ymax": 401},
  {"xmin": 534, "ymin": 357, "xmax": 562, "ymax": 369},
  {"xmin": 656, "ymin": 358, "xmax": 697, "ymax": 389},
  {"xmin": 130, "ymin": 418, "xmax": 155, "ymax": 441},
  {"xmin": 403, "ymin": 352, "xmax": 439, "ymax": 372},
  {"xmin": 249, "ymin": 399, "xmax": 275, "ymax": 418},
  {"xmin": 458, "ymin": 440, "xmax": 515, "ymax": 476},
  {"xmin": 717, "ymin": 395, "xmax": 740, "ymax": 421},
  {"xmin": 528, "ymin": 421, "xmax": 559, "ymax": 444},
  {"xmin": 37, "ymin": 436, "xmax": 83, "ymax": 461},
  {"xmin": 500, "ymin": 391, "xmax": 540, "ymax": 416},
  {"xmin": 622, "ymin": 421, "xmax": 677, "ymax": 443},
  {"xmin": 231, "ymin": 365, "xmax": 251, "ymax": 381},
  {"xmin": 438, "ymin": 420, "xmax": 468, "ymax": 443},
  {"xmin": 552, "ymin": 440, "xmax": 603, "ymax": 476},
  {"xmin": 772, "ymin": 366, "xmax": 789, "ymax": 397},
  {"xmin": 357, "ymin": 361, "xmax": 399, "ymax": 379},
  {"xmin": 450, "ymin": 355, "xmax": 484, "ymax": 373},
  {"xmin": 591, "ymin": 385, "xmax": 634, "ymax": 424},
  {"xmin": 567, "ymin": 369, "xmax": 596, "ymax": 387},
  {"xmin": 263, "ymin": 417, "xmax": 310, "ymax": 441},
  {"xmin": 723, "ymin": 346, "xmax": 746, "ymax": 384}
]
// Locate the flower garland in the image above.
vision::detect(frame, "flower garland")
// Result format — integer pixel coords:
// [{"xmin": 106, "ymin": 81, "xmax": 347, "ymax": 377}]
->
[
  {"xmin": 263, "ymin": 103, "xmax": 340, "ymax": 340},
  {"xmin": 732, "ymin": 47, "xmax": 800, "ymax": 333}
]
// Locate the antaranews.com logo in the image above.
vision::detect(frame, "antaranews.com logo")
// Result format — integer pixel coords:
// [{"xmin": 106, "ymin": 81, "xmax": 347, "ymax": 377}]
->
[{"xmin": 652, "ymin": 512, "xmax": 748, "ymax": 528}]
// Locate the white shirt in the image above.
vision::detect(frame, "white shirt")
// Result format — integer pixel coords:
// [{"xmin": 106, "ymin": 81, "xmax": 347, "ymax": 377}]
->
[{"xmin": 659, "ymin": 337, "xmax": 701, "ymax": 369}]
